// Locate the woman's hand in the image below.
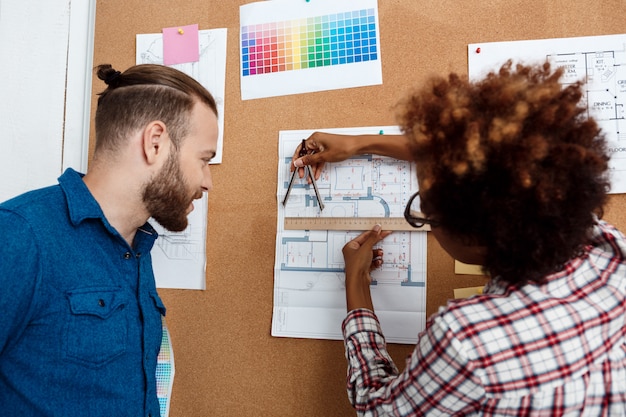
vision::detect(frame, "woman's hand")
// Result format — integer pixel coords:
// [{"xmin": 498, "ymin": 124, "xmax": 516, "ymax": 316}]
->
[
  {"xmin": 291, "ymin": 132, "xmax": 358, "ymax": 180},
  {"xmin": 342, "ymin": 225, "xmax": 392, "ymax": 311}
]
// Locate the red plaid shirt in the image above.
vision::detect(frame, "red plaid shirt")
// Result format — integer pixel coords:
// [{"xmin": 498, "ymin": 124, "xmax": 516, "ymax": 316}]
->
[{"xmin": 343, "ymin": 220, "xmax": 626, "ymax": 416}]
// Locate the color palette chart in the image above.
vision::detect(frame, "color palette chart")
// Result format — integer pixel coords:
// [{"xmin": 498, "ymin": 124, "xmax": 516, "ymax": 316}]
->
[
  {"xmin": 156, "ymin": 320, "xmax": 175, "ymax": 416},
  {"xmin": 241, "ymin": 9, "xmax": 378, "ymax": 76},
  {"xmin": 239, "ymin": 0, "xmax": 382, "ymax": 100}
]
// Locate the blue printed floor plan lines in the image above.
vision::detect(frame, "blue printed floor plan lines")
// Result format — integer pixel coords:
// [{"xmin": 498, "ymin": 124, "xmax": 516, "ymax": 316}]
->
[{"xmin": 273, "ymin": 127, "xmax": 427, "ymax": 343}]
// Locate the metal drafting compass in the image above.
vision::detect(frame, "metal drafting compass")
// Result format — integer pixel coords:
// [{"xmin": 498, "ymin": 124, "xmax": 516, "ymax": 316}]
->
[{"xmin": 282, "ymin": 139, "xmax": 325, "ymax": 211}]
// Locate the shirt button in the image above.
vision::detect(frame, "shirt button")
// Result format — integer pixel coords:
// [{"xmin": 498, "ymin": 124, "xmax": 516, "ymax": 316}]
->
[
  {"xmin": 98, "ymin": 299, "xmax": 106, "ymax": 307},
  {"xmin": 136, "ymin": 252, "xmax": 142, "ymax": 258},
  {"xmin": 123, "ymin": 252, "xmax": 131, "ymax": 259}
]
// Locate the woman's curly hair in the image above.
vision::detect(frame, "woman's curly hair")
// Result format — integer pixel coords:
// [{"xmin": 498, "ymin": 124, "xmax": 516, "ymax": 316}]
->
[{"xmin": 397, "ymin": 60, "xmax": 610, "ymax": 285}]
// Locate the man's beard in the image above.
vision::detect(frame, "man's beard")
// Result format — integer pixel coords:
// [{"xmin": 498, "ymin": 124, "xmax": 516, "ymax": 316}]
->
[{"xmin": 142, "ymin": 152, "xmax": 194, "ymax": 232}]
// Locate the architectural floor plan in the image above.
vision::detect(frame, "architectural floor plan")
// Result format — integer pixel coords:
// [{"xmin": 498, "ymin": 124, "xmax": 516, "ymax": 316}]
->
[
  {"xmin": 469, "ymin": 33, "xmax": 626, "ymax": 194},
  {"xmin": 273, "ymin": 127, "xmax": 427, "ymax": 343}
]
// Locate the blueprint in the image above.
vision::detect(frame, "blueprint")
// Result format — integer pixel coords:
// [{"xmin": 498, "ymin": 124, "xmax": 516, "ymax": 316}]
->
[
  {"xmin": 273, "ymin": 127, "xmax": 427, "ymax": 344},
  {"xmin": 469, "ymin": 33, "xmax": 626, "ymax": 194}
]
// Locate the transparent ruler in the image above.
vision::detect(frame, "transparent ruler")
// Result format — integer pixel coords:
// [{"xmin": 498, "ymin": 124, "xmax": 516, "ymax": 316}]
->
[{"xmin": 284, "ymin": 217, "xmax": 429, "ymax": 231}]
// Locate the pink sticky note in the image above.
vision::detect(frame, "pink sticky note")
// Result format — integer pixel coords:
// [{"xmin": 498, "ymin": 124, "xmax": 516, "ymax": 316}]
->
[{"xmin": 162, "ymin": 24, "xmax": 199, "ymax": 65}]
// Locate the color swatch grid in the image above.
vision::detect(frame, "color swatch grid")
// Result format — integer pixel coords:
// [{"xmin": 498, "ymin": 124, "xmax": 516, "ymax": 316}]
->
[
  {"xmin": 241, "ymin": 8, "xmax": 378, "ymax": 76},
  {"xmin": 156, "ymin": 322, "xmax": 174, "ymax": 416}
]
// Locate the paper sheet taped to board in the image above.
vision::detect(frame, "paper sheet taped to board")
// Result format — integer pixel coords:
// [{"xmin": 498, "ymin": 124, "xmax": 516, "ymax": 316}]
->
[{"xmin": 273, "ymin": 126, "xmax": 427, "ymax": 344}]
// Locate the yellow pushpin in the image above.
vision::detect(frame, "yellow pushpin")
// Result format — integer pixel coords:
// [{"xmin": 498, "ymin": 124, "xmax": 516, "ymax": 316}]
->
[{"xmin": 178, "ymin": 28, "xmax": 184, "ymax": 35}]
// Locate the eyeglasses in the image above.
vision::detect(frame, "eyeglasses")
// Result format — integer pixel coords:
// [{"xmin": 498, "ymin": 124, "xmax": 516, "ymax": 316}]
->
[{"xmin": 404, "ymin": 191, "xmax": 440, "ymax": 228}]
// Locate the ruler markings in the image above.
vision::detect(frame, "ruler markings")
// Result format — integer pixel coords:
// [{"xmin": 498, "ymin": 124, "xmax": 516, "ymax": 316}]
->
[{"xmin": 284, "ymin": 217, "xmax": 429, "ymax": 231}]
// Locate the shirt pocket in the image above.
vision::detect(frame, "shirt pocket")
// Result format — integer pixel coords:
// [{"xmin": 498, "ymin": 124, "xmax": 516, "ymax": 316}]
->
[
  {"xmin": 150, "ymin": 291, "xmax": 166, "ymax": 317},
  {"xmin": 149, "ymin": 292, "xmax": 167, "ymax": 355},
  {"xmin": 64, "ymin": 287, "xmax": 128, "ymax": 368}
]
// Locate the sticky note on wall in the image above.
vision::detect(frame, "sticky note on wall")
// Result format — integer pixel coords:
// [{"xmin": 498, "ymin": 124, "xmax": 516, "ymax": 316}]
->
[
  {"xmin": 162, "ymin": 24, "xmax": 200, "ymax": 65},
  {"xmin": 453, "ymin": 286, "xmax": 484, "ymax": 299},
  {"xmin": 454, "ymin": 260, "xmax": 485, "ymax": 275}
]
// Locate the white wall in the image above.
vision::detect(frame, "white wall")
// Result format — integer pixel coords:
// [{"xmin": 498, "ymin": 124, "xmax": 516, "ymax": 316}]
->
[{"xmin": 0, "ymin": 0, "xmax": 94, "ymax": 201}]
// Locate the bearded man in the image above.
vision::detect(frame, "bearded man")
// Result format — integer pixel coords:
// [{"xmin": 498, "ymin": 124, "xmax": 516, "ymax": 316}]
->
[{"xmin": 0, "ymin": 63, "xmax": 218, "ymax": 417}]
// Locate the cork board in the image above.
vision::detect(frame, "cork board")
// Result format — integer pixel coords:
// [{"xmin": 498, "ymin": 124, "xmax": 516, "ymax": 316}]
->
[{"xmin": 91, "ymin": 1, "xmax": 626, "ymax": 415}]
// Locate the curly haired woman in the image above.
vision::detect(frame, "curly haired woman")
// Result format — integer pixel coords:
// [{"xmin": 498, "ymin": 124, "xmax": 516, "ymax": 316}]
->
[{"xmin": 291, "ymin": 61, "xmax": 626, "ymax": 415}]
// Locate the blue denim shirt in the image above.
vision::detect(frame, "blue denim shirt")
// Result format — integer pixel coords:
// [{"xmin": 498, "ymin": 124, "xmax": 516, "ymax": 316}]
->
[{"xmin": 0, "ymin": 168, "xmax": 164, "ymax": 417}]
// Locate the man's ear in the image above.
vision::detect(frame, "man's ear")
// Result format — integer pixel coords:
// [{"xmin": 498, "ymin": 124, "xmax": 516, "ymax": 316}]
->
[{"xmin": 142, "ymin": 121, "xmax": 170, "ymax": 165}]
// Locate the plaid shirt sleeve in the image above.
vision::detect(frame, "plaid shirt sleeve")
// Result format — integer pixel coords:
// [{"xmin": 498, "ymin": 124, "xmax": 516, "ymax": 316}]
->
[
  {"xmin": 342, "ymin": 221, "xmax": 626, "ymax": 416},
  {"xmin": 342, "ymin": 308, "xmax": 485, "ymax": 416}
]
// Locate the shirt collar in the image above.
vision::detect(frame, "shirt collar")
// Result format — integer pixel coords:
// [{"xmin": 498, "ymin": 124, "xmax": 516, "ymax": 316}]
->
[
  {"xmin": 58, "ymin": 168, "xmax": 157, "ymax": 238},
  {"xmin": 58, "ymin": 168, "xmax": 106, "ymax": 226}
]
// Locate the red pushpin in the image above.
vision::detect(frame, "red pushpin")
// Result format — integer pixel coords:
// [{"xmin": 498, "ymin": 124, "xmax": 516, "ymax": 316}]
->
[{"xmin": 476, "ymin": 47, "xmax": 481, "ymax": 54}]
